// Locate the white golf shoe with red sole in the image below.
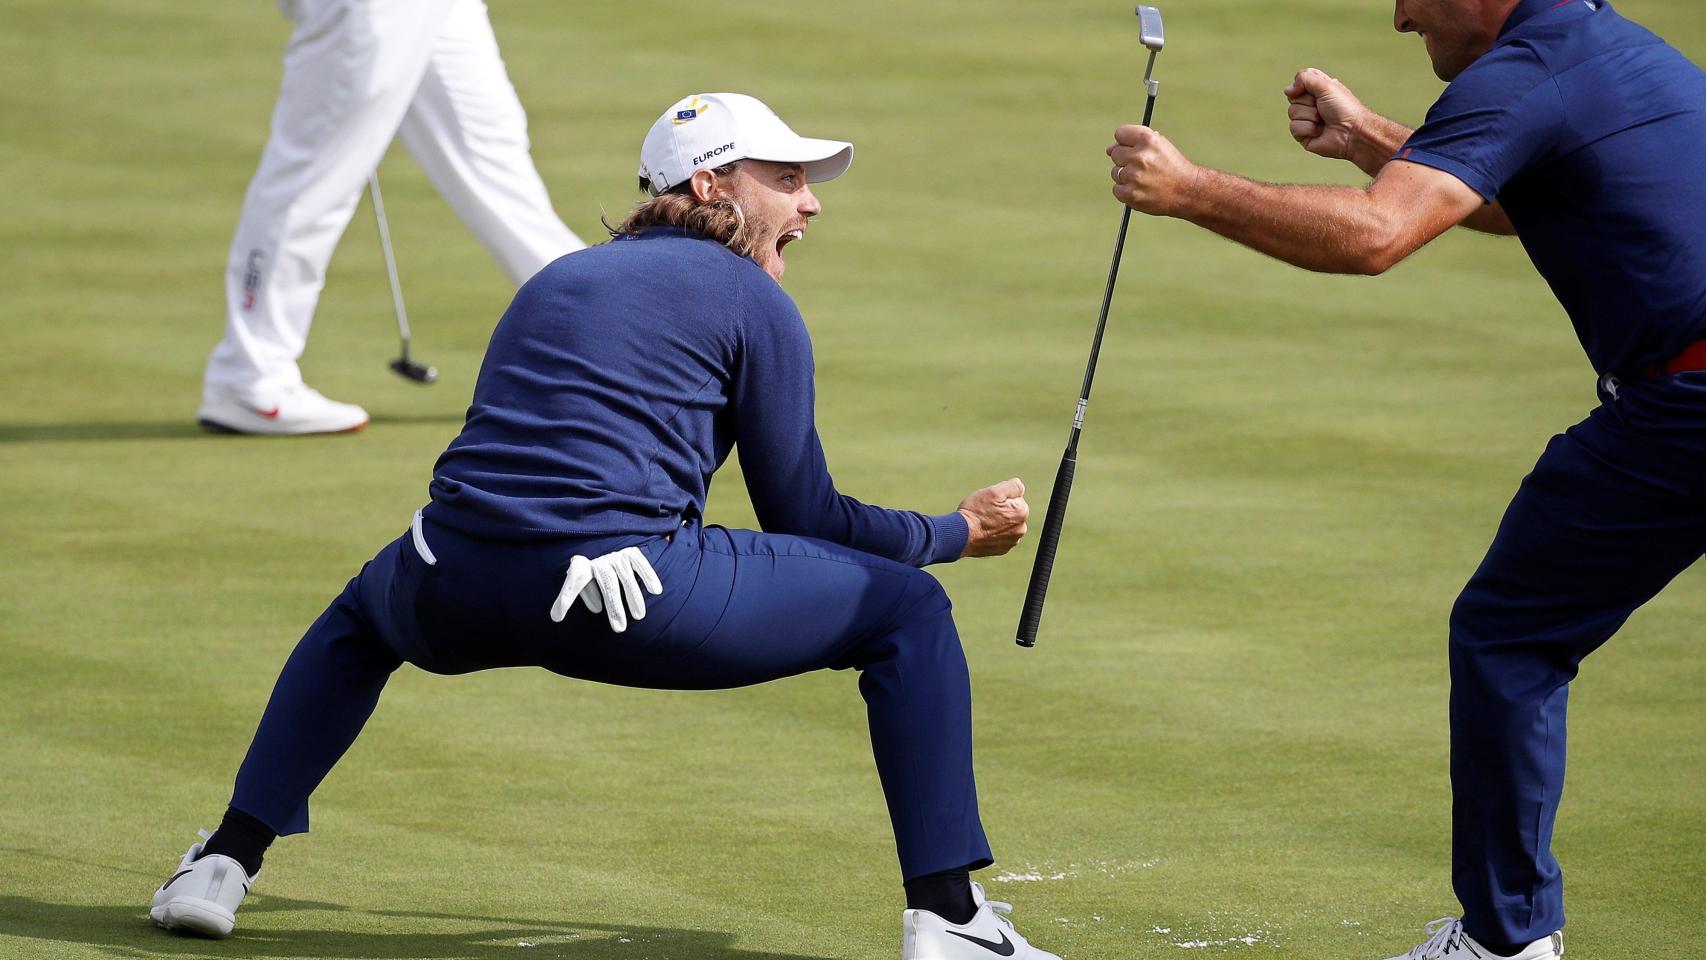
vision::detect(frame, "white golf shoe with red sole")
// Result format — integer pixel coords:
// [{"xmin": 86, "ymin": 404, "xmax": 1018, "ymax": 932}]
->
[{"xmin": 198, "ymin": 383, "xmax": 368, "ymax": 435}]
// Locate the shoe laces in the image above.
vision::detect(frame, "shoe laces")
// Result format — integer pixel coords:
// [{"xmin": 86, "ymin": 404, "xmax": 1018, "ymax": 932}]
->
[
  {"xmin": 1408, "ymin": 918, "xmax": 1469, "ymax": 959},
  {"xmin": 283, "ymin": 383, "xmax": 329, "ymax": 403},
  {"xmin": 970, "ymin": 882, "xmax": 1016, "ymax": 932}
]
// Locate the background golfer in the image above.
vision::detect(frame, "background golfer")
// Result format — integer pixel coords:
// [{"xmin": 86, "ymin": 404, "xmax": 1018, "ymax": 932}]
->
[{"xmin": 198, "ymin": 0, "xmax": 585, "ymax": 436}]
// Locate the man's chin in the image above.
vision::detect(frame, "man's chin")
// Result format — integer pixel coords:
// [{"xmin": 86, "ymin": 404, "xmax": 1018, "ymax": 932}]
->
[
  {"xmin": 1428, "ymin": 41, "xmax": 1490, "ymax": 82},
  {"xmin": 1432, "ymin": 57, "xmax": 1464, "ymax": 81}
]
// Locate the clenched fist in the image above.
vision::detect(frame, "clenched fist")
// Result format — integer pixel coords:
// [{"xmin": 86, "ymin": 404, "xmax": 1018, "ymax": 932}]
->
[
  {"xmin": 958, "ymin": 478, "xmax": 1029, "ymax": 558},
  {"xmin": 1284, "ymin": 67, "xmax": 1369, "ymax": 160}
]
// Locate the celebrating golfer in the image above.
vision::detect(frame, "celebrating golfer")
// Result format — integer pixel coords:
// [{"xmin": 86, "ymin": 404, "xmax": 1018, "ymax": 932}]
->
[
  {"xmin": 150, "ymin": 92, "xmax": 1064, "ymax": 960},
  {"xmin": 1107, "ymin": 2, "xmax": 1706, "ymax": 959}
]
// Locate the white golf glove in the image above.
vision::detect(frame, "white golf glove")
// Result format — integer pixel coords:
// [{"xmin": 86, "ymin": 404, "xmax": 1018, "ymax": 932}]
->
[{"xmin": 548, "ymin": 546, "xmax": 664, "ymax": 633}]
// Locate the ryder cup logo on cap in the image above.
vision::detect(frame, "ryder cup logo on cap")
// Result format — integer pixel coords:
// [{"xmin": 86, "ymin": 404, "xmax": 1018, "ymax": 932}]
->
[
  {"xmin": 638, "ymin": 92, "xmax": 854, "ymax": 196},
  {"xmin": 673, "ymin": 95, "xmax": 710, "ymax": 124}
]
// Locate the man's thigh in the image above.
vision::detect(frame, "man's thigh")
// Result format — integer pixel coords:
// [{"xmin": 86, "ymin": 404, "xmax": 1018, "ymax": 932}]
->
[{"xmin": 1452, "ymin": 396, "xmax": 1706, "ymax": 678}]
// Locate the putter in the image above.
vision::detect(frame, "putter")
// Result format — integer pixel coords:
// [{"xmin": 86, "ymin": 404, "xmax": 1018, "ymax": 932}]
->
[
  {"xmin": 1017, "ymin": 4, "xmax": 1164, "ymax": 648},
  {"xmin": 368, "ymin": 172, "xmax": 438, "ymax": 385}
]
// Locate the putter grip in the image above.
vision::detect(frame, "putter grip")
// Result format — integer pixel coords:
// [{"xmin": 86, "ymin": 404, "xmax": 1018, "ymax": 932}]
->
[{"xmin": 1016, "ymin": 452, "xmax": 1077, "ymax": 647}]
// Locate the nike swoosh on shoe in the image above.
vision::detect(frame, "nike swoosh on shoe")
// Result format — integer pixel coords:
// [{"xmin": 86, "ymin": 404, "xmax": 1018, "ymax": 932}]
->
[{"xmin": 948, "ymin": 929, "xmax": 1017, "ymax": 956}]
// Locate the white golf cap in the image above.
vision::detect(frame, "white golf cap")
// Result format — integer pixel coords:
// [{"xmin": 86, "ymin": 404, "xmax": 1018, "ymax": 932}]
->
[{"xmin": 637, "ymin": 92, "xmax": 854, "ymax": 195}]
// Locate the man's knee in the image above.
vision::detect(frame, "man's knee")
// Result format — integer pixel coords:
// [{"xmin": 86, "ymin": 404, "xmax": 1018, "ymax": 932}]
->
[
  {"xmin": 1448, "ymin": 582, "xmax": 1584, "ymax": 706},
  {"xmin": 1448, "ymin": 576, "xmax": 1527, "ymax": 666},
  {"xmin": 894, "ymin": 568, "xmax": 953, "ymax": 621},
  {"xmin": 1447, "ymin": 582, "xmax": 1494, "ymax": 655},
  {"xmin": 844, "ymin": 569, "xmax": 958, "ymax": 668}
]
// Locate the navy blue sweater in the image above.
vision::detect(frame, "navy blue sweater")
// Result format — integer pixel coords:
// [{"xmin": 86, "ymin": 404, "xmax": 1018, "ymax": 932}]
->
[{"xmin": 422, "ymin": 227, "xmax": 968, "ymax": 567}]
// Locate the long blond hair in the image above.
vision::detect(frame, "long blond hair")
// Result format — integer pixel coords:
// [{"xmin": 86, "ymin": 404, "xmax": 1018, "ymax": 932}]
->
[{"xmin": 606, "ymin": 162, "xmax": 762, "ymax": 260}]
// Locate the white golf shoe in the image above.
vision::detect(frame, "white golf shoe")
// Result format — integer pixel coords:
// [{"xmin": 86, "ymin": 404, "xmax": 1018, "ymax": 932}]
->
[
  {"xmin": 198, "ymin": 383, "xmax": 368, "ymax": 435},
  {"xmin": 1383, "ymin": 918, "xmax": 1562, "ymax": 960},
  {"xmin": 149, "ymin": 834, "xmax": 256, "ymax": 938},
  {"xmin": 903, "ymin": 881, "xmax": 1062, "ymax": 960}
]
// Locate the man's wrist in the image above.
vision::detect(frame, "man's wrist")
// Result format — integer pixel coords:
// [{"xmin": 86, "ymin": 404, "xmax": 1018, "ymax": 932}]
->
[
  {"xmin": 1173, "ymin": 163, "xmax": 1230, "ymax": 224},
  {"xmin": 1350, "ymin": 113, "xmax": 1414, "ymax": 177},
  {"xmin": 936, "ymin": 510, "xmax": 973, "ymax": 563}
]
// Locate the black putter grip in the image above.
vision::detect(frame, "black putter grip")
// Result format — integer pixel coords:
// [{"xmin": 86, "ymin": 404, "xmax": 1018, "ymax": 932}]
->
[{"xmin": 1016, "ymin": 452, "xmax": 1077, "ymax": 646}]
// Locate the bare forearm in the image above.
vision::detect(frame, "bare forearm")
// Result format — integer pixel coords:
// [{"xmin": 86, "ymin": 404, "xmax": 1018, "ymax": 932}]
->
[
  {"xmin": 1177, "ymin": 167, "xmax": 1400, "ymax": 275},
  {"xmin": 1111, "ymin": 123, "xmax": 1483, "ymax": 271}
]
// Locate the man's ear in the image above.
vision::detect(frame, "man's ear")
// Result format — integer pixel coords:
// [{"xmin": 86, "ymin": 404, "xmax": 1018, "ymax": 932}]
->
[{"xmin": 688, "ymin": 168, "xmax": 720, "ymax": 203}]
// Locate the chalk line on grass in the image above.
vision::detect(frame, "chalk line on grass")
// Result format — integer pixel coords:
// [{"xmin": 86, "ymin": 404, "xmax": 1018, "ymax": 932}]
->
[{"xmin": 989, "ymin": 857, "xmax": 1160, "ymax": 883}]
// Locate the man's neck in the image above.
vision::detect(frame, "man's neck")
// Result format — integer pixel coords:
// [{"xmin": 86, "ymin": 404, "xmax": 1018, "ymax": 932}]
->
[{"xmin": 1492, "ymin": 0, "xmax": 1550, "ymax": 39}]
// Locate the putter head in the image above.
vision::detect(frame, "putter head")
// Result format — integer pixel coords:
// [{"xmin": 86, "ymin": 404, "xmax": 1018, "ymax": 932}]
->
[
  {"xmin": 1135, "ymin": 5, "xmax": 1165, "ymax": 51},
  {"xmin": 390, "ymin": 357, "xmax": 439, "ymax": 385}
]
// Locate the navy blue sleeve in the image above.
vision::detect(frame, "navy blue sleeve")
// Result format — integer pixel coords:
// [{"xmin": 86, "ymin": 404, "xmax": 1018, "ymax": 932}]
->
[
  {"xmin": 729, "ymin": 281, "xmax": 969, "ymax": 567},
  {"xmin": 1399, "ymin": 45, "xmax": 1566, "ymax": 201}
]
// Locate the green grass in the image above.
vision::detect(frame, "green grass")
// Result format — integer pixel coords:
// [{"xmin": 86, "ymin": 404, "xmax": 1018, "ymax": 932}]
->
[{"xmin": 3, "ymin": 1, "xmax": 1704, "ymax": 957}]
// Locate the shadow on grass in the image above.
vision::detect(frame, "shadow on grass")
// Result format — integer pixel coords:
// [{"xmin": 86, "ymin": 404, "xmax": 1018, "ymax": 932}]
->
[
  {"xmin": 364, "ymin": 413, "xmax": 467, "ymax": 427},
  {"xmin": 0, "ymin": 413, "xmax": 463, "ymax": 443},
  {"xmin": 0, "ymin": 894, "xmax": 839, "ymax": 960},
  {"xmin": 0, "ymin": 421, "xmax": 209, "ymax": 443}
]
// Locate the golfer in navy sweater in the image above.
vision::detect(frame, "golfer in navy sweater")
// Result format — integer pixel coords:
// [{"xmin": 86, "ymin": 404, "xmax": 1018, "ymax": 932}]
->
[{"xmin": 151, "ymin": 93, "xmax": 1062, "ymax": 960}]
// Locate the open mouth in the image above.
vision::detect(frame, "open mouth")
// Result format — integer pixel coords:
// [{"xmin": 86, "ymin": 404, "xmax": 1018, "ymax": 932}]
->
[{"xmin": 774, "ymin": 228, "xmax": 805, "ymax": 265}]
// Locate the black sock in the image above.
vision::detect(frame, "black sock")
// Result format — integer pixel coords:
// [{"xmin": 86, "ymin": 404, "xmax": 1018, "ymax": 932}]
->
[
  {"xmin": 197, "ymin": 807, "xmax": 276, "ymax": 877},
  {"xmin": 1476, "ymin": 942, "xmax": 1526, "ymax": 959},
  {"xmin": 904, "ymin": 868, "xmax": 976, "ymax": 925}
]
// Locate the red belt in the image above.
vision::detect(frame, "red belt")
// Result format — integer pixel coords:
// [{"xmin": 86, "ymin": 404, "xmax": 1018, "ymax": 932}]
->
[{"xmin": 1637, "ymin": 338, "xmax": 1706, "ymax": 378}]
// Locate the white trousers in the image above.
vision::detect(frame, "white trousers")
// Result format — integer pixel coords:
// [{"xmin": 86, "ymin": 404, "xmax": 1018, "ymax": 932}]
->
[{"xmin": 205, "ymin": 0, "xmax": 584, "ymax": 396}]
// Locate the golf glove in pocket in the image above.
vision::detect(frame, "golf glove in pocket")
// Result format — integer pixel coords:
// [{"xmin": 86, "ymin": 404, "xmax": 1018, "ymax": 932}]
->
[{"xmin": 549, "ymin": 547, "xmax": 663, "ymax": 633}]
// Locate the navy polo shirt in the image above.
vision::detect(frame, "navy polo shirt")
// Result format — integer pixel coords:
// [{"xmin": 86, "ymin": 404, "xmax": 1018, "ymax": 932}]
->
[
  {"xmin": 1399, "ymin": 0, "xmax": 1706, "ymax": 375},
  {"xmin": 422, "ymin": 228, "xmax": 968, "ymax": 566}
]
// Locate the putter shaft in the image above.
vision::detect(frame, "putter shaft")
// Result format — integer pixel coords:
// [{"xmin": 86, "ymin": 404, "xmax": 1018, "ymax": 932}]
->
[
  {"xmin": 1017, "ymin": 13, "xmax": 1164, "ymax": 648},
  {"xmin": 368, "ymin": 173, "xmax": 413, "ymax": 355}
]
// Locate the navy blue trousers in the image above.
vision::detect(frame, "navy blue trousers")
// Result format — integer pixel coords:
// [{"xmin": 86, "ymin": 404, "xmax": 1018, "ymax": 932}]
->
[
  {"xmin": 1450, "ymin": 373, "xmax": 1706, "ymax": 945},
  {"xmin": 227, "ymin": 517, "xmax": 992, "ymax": 881}
]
